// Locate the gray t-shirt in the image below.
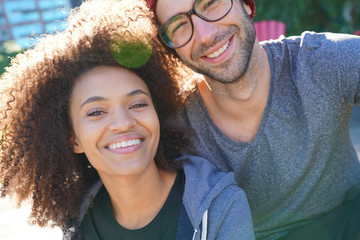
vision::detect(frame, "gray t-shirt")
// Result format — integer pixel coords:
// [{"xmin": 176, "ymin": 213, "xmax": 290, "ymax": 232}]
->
[{"xmin": 172, "ymin": 32, "xmax": 360, "ymax": 239}]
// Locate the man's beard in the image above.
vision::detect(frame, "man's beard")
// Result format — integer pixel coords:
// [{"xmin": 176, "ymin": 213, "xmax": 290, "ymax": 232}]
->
[{"xmin": 182, "ymin": 20, "xmax": 256, "ymax": 85}]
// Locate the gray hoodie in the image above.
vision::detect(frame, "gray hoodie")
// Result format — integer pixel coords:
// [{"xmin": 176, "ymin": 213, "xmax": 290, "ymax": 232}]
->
[{"xmin": 64, "ymin": 155, "xmax": 255, "ymax": 239}]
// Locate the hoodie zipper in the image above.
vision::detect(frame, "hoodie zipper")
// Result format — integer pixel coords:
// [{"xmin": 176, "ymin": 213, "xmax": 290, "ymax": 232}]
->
[
  {"xmin": 201, "ymin": 210, "xmax": 208, "ymax": 240},
  {"xmin": 192, "ymin": 209, "xmax": 209, "ymax": 240},
  {"xmin": 192, "ymin": 229, "xmax": 198, "ymax": 240}
]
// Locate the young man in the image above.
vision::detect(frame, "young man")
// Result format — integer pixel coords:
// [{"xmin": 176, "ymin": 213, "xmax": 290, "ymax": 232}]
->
[{"xmin": 146, "ymin": 0, "xmax": 360, "ymax": 239}]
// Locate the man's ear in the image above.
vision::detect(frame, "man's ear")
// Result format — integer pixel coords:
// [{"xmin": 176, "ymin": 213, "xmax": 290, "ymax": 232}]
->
[
  {"xmin": 70, "ymin": 133, "xmax": 84, "ymax": 154},
  {"xmin": 243, "ymin": 1, "xmax": 252, "ymax": 16}
]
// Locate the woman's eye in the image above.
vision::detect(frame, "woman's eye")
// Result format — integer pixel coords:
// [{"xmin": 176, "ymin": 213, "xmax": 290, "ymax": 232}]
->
[
  {"xmin": 87, "ymin": 109, "xmax": 104, "ymax": 117},
  {"xmin": 130, "ymin": 102, "xmax": 148, "ymax": 109}
]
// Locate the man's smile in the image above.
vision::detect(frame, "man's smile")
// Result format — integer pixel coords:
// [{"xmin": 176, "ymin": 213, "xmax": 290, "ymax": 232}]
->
[{"xmin": 206, "ymin": 40, "xmax": 230, "ymax": 59}]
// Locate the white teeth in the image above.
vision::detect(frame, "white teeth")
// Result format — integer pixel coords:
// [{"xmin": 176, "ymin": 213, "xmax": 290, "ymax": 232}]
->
[
  {"xmin": 206, "ymin": 40, "xmax": 230, "ymax": 59},
  {"xmin": 108, "ymin": 139, "xmax": 141, "ymax": 150}
]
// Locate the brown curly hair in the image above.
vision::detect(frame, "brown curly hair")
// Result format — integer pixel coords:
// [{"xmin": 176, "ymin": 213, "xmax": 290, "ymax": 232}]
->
[{"xmin": 0, "ymin": 0, "xmax": 192, "ymax": 231}]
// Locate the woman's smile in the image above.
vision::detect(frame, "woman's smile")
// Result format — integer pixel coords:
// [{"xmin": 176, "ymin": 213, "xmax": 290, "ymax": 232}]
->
[{"xmin": 107, "ymin": 138, "xmax": 143, "ymax": 150}]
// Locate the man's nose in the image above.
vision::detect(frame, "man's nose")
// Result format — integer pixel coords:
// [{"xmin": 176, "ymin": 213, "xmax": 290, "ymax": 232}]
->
[
  {"xmin": 108, "ymin": 110, "xmax": 136, "ymax": 132},
  {"xmin": 191, "ymin": 15, "xmax": 218, "ymax": 44}
]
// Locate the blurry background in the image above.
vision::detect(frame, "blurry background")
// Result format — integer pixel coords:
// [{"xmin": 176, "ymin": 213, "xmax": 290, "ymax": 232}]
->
[
  {"xmin": 255, "ymin": 0, "xmax": 359, "ymax": 36},
  {"xmin": 0, "ymin": 0, "xmax": 74, "ymax": 47},
  {"xmin": 0, "ymin": 0, "xmax": 77, "ymax": 74}
]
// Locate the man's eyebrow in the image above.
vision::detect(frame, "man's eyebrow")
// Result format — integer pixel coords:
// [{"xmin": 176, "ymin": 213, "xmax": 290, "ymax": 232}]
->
[{"xmin": 80, "ymin": 96, "xmax": 106, "ymax": 109}]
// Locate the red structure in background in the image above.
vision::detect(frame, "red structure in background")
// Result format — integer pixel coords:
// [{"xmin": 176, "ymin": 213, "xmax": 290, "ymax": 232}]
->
[
  {"xmin": 354, "ymin": 30, "xmax": 360, "ymax": 36},
  {"xmin": 254, "ymin": 20, "xmax": 286, "ymax": 42}
]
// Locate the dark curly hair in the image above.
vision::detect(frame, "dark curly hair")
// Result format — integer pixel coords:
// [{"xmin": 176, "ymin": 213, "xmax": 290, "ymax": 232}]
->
[{"xmin": 0, "ymin": 0, "xmax": 192, "ymax": 230}]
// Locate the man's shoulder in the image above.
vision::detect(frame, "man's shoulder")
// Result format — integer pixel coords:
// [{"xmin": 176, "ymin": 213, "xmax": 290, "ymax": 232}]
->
[
  {"xmin": 299, "ymin": 31, "xmax": 359, "ymax": 51},
  {"xmin": 262, "ymin": 31, "xmax": 360, "ymax": 72},
  {"xmin": 262, "ymin": 31, "xmax": 360, "ymax": 52},
  {"xmin": 282, "ymin": 31, "xmax": 360, "ymax": 58},
  {"xmin": 295, "ymin": 31, "xmax": 360, "ymax": 71}
]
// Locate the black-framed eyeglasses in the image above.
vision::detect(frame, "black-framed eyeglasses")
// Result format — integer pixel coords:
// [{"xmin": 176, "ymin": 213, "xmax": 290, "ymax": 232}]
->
[{"xmin": 159, "ymin": 0, "xmax": 233, "ymax": 49}]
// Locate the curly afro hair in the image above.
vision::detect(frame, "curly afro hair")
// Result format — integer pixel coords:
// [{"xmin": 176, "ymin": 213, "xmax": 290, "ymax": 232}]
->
[{"xmin": 0, "ymin": 0, "xmax": 192, "ymax": 230}]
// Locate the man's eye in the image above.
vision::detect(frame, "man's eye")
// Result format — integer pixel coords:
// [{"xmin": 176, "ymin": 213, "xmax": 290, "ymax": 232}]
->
[
  {"xmin": 87, "ymin": 110, "xmax": 104, "ymax": 116},
  {"xmin": 204, "ymin": 0, "xmax": 219, "ymax": 10},
  {"xmin": 172, "ymin": 22, "xmax": 187, "ymax": 34}
]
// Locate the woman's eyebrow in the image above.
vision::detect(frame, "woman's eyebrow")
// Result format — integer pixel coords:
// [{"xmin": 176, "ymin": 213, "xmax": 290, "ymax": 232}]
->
[
  {"xmin": 80, "ymin": 96, "xmax": 106, "ymax": 109},
  {"xmin": 126, "ymin": 89, "xmax": 149, "ymax": 98},
  {"xmin": 80, "ymin": 89, "xmax": 149, "ymax": 109}
]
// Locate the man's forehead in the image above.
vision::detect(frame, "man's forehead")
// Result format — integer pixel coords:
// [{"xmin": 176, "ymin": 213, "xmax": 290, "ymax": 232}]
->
[{"xmin": 155, "ymin": 0, "xmax": 193, "ymax": 24}]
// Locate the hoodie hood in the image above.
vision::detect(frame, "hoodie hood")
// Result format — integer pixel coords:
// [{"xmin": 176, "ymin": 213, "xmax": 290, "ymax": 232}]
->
[{"xmin": 176, "ymin": 155, "xmax": 254, "ymax": 240}]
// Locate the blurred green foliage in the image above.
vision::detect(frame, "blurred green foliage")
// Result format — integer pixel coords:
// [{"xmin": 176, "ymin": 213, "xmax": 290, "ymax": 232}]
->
[
  {"xmin": 254, "ymin": 0, "xmax": 360, "ymax": 36},
  {"xmin": 0, "ymin": 41, "xmax": 22, "ymax": 76}
]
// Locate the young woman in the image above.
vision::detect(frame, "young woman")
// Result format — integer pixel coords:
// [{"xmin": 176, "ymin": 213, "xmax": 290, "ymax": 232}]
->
[{"xmin": 0, "ymin": 0, "xmax": 254, "ymax": 239}]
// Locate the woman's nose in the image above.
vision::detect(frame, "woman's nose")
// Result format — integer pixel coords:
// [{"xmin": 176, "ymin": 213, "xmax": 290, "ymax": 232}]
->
[{"xmin": 108, "ymin": 110, "xmax": 136, "ymax": 132}]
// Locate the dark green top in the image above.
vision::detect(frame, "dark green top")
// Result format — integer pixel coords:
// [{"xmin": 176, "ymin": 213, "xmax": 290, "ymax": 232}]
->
[{"xmin": 81, "ymin": 170, "xmax": 185, "ymax": 240}]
